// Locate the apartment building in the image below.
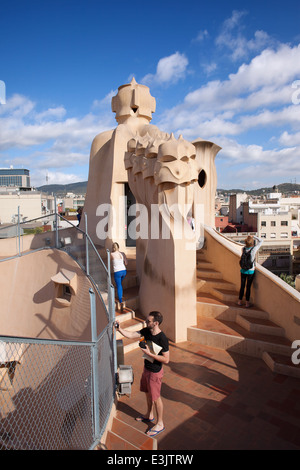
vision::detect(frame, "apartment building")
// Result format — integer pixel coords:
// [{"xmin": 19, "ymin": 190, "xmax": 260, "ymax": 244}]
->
[
  {"xmin": 61, "ymin": 193, "xmax": 85, "ymax": 212},
  {"xmin": 0, "ymin": 167, "xmax": 31, "ymax": 190},
  {"xmin": 257, "ymin": 212, "xmax": 291, "ymax": 241},
  {"xmin": 228, "ymin": 193, "xmax": 249, "ymax": 224},
  {"xmin": 0, "ymin": 190, "xmax": 55, "ymax": 224}
]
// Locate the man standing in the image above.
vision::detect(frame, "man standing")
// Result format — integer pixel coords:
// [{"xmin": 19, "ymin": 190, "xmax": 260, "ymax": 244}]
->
[{"xmin": 115, "ymin": 311, "xmax": 169, "ymax": 436}]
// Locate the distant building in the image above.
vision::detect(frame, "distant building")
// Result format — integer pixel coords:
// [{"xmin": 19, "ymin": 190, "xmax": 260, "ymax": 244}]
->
[
  {"xmin": 61, "ymin": 193, "xmax": 85, "ymax": 212},
  {"xmin": 0, "ymin": 168, "xmax": 31, "ymax": 190},
  {"xmin": 215, "ymin": 215, "xmax": 229, "ymax": 232},
  {"xmin": 228, "ymin": 193, "xmax": 249, "ymax": 224},
  {"xmin": 0, "ymin": 191, "xmax": 55, "ymax": 224},
  {"xmin": 222, "ymin": 190, "xmax": 300, "ymax": 275},
  {"xmin": 215, "ymin": 192, "xmax": 229, "ymax": 216}
]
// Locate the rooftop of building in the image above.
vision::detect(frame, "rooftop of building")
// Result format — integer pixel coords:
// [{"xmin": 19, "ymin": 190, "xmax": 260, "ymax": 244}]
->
[{"xmin": 116, "ymin": 340, "xmax": 300, "ymax": 450}]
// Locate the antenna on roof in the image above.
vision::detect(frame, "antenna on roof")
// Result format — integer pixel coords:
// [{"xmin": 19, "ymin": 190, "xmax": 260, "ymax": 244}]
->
[{"xmin": 46, "ymin": 170, "xmax": 49, "ymax": 185}]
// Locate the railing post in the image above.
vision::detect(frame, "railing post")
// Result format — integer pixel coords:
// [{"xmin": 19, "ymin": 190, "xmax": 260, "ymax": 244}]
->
[
  {"xmin": 54, "ymin": 196, "xmax": 59, "ymax": 248},
  {"xmin": 17, "ymin": 206, "xmax": 21, "ymax": 256},
  {"xmin": 106, "ymin": 249, "xmax": 112, "ymax": 308},
  {"xmin": 107, "ymin": 249, "xmax": 117, "ymax": 377},
  {"xmin": 89, "ymin": 288, "xmax": 100, "ymax": 440},
  {"xmin": 106, "ymin": 249, "xmax": 115, "ymax": 324},
  {"xmin": 85, "ymin": 213, "xmax": 89, "ymax": 276}
]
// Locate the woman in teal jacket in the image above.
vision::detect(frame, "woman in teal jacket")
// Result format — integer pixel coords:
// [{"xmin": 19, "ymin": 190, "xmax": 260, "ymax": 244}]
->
[{"xmin": 238, "ymin": 235, "xmax": 263, "ymax": 308}]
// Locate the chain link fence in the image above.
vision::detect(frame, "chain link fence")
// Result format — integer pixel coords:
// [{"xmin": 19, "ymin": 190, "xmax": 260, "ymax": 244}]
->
[
  {"xmin": 0, "ymin": 209, "xmax": 117, "ymax": 449},
  {"xmin": 0, "ymin": 326, "xmax": 115, "ymax": 450}
]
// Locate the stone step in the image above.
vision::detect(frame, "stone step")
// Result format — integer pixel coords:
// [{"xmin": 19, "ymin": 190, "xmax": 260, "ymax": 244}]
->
[
  {"xmin": 197, "ymin": 293, "xmax": 269, "ymax": 321},
  {"xmin": 262, "ymin": 351, "xmax": 300, "ymax": 378},
  {"xmin": 115, "ymin": 308, "xmax": 136, "ymax": 323},
  {"xmin": 126, "ymin": 265, "xmax": 137, "ymax": 276},
  {"xmin": 121, "ymin": 285, "xmax": 139, "ymax": 311},
  {"xmin": 194, "ymin": 252, "xmax": 294, "ymax": 375},
  {"xmin": 196, "ymin": 260, "xmax": 214, "ymax": 271},
  {"xmin": 187, "ymin": 317, "xmax": 291, "ymax": 358},
  {"xmin": 211, "ymin": 287, "xmax": 238, "ymax": 302},
  {"xmin": 105, "ymin": 430, "xmax": 140, "ymax": 450},
  {"xmin": 123, "ymin": 272, "xmax": 139, "ymax": 290},
  {"xmin": 121, "ymin": 337, "xmax": 141, "ymax": 354},
  {"xmin": 116, "ymin": 317, "xmax": 146, "ymax": 341},
  {"xmin": 197, "ymin": 267, "xmax": 223, "ymax": 279},
  {"xmin": 116, "ymin": 308, "xmax": 145, "ymax": 353},
  {"xmin": 108, "ymin": 417, "xmax": 157, "ymax": 450},
  {"xmin": 237, "ymin": 314, "xmax": 285, "ymax": 337},
  {"xmin": 197, "ymin": 276, "xmax": 236, "ymax": 294},
  {"xmin": 196, "ymin": 253, "xmax": 239, "ymax": 301}
]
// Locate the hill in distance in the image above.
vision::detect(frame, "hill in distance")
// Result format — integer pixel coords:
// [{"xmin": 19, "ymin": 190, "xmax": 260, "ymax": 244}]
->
[
  {"xmin": 218, "ymin": 182, "xmax": 300, "ymax": 196},
  {"xmin": 37, "ymin": 181, "xmax": 88, "ymax": 195},
  {"xmin": 37, "ymin": 181, "xmax": 300, "ymax": 197}
]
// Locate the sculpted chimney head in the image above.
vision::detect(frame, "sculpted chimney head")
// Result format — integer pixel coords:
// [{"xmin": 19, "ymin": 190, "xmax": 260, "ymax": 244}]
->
[
  {"xmin": 154, "ymin": 134, "xmax": 198, "ymax": 185},
  {"xmin": 111, "ymin": 78, "xmax": 156, "ymax": 123}
]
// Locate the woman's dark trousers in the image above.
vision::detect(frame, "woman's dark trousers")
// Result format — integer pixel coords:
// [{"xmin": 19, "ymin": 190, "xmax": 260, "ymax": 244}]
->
[{"xmin": 239, "ymin": 273, "xmax": 255, "ymax": 302}]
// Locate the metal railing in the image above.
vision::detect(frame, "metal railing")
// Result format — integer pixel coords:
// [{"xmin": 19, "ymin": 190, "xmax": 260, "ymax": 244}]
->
[{"xmin": 0, "ymin": 208, "xmax": 117, "ymax": 450}]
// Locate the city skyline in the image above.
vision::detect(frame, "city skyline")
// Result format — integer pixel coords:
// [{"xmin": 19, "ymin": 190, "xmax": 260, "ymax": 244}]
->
[{"xmin": 0, "ymin": 0, "xmax": 300, "ymax": 189}]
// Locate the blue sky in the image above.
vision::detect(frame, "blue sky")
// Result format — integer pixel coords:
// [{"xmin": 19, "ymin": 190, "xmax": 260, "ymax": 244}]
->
[{"xmin": 0, "ymin": 0, "xmax": 300, "ymax": 189}]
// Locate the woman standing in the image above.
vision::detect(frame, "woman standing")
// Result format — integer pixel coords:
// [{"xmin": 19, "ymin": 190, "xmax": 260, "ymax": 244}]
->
[
  {"xmin": 111, "ymin": 242, "xmax": 128, "ymax": 312},
  {"xmin": 238, "ymin": 235, "xmax": 263, "ymax": 308}
]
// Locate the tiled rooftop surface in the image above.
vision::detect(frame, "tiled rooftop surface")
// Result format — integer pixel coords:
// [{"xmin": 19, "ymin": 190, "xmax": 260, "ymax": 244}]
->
[{"xmin": 116, "ymin": 341, "xmax": 300, "ymax": 450}]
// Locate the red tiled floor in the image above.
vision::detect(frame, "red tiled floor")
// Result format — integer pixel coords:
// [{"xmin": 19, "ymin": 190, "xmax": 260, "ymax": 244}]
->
[{"xmin": 116, "ymin": 341, "xmax": 300, "ymax": 450}]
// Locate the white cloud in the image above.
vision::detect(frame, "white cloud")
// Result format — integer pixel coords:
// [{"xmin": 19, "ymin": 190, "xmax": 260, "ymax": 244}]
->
[
  {"xmin": 181, "ymin": 44, "xmax": 300, "ymax": 113},
  {"xmin": 0, "ymin": 96, "xmax": 113, "ymax": 151},
  {"xmin": 142, "ymin": 52, "xmax": 189, "ymax": 86},
  {"xmin": 215, "ymin": 10, "xmax": 274, "ymax": 61},
  {"xmin": 158, "ymin": 44, "xmax": 300, "ymax": 135},
  {"xmin": 193, "ymin": 30, "xmax": 209, "ymax": 42},
  {"xmin": 215, "ymin": 135, "xmax": 300, "ymax": 188},
  {"xmin": 31, "ymin": 169, "xmax": 85, "ymax": 187},
  {"xmin": 92, "ymin": 89, "xmax": 117, "ymax": 110},
  {"xmin": 217, "ymin": 136, "xmax": 300, "ymax": 164},
  {"xmin": 35, "ymin": 106, "xmax": 66, "ymax": 121},
  {"xmin": 202, "ymin": 62, "xmax": 217, "ymax": 75},
  {"xmin": 155, "ymin": 41, "xmax": 300, "ymax": 188},
  {"xmin": 279, "ymin": 131, "xmax": 300, "ymax": 146},
  {"xmin": 0, "ymin": 94, "xmax": 35, "ymax": 118},
  {"xmin": 0, "ymin": 93, "xmax": 116, "ymax": 186}
]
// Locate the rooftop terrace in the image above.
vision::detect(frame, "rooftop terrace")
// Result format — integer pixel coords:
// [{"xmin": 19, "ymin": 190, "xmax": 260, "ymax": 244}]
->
[{"xmin": 114, "ymin": 341, "xmax": 300, "ymax": 450}]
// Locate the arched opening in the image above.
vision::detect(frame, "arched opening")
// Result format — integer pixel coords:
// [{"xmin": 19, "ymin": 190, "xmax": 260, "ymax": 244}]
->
[{"xmin": 198, "ymin": 169, "xmax": 207, "ymax": 188}]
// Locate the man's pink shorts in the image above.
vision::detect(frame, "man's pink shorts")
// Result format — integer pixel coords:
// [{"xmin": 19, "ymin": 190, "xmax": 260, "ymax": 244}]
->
[{"xmin": 140, "ymin": 367, "xmax": 164, "ymax": 401}]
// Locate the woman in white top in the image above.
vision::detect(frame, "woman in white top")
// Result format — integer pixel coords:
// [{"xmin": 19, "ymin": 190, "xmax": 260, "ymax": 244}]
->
[{"xmin": 111, "ymin": 242, "xmax": 128, "ymax": 309}]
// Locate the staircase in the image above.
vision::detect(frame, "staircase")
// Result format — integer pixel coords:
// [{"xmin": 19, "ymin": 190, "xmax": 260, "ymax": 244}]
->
[
  {"xmin": 104, "ymin": 417, "xmax": 157, "ymax": 450},
  {"xmin": 188, "ymin": 250, "xmax": 300, "ymax": 378},
  {"xmin": 113, "ymin": 250, "xmax": 146, "ymax": 352}
]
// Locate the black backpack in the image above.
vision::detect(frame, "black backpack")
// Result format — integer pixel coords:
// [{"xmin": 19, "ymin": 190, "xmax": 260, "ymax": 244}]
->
[{"xmin": 239, "ymin": 247, "xmax": 254, "ymax": 270}]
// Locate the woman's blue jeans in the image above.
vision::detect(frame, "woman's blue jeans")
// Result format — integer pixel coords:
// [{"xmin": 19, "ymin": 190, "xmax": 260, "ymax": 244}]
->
[{"xmin": 114, "ymin": 270, "xmax": 127, "ymax": 303}]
